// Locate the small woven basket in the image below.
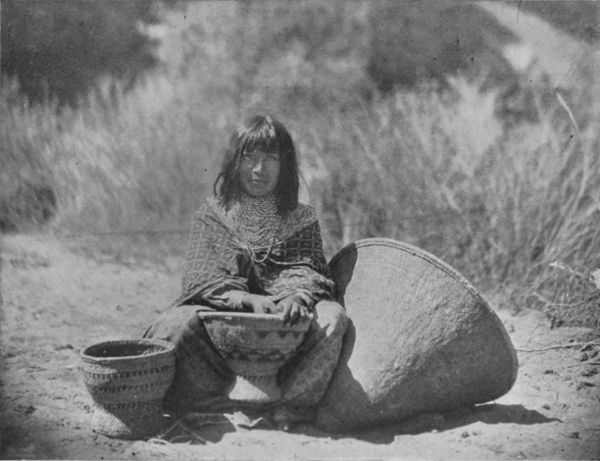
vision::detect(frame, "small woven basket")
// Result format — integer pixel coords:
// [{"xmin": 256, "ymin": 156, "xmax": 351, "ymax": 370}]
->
[{"xmin": 80, "ymin": 338, "xmax": 175, "ymax": 439}]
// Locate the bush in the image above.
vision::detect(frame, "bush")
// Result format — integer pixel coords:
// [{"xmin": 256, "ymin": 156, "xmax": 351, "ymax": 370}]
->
[
  {"xmin": 365, "ymin": 0, "xmax": 517, "ymax": 91},
  {"xmin": 1, "ymin": 0, "xmax": 161, "ymax": 106},
  {"xmin": 517, "ymin": 1, "xmax": 600, "ymax": 44},
  {"xmin": 298, "ymin": 75, "xmax": 599, "ymax": 304},
  {"xmin": 0, "ymin": 79, "xmax": 60, "ymax": 231},
  {"xmin": 2, "ymin": 1, "xmax": 598, "ymax": 327}
]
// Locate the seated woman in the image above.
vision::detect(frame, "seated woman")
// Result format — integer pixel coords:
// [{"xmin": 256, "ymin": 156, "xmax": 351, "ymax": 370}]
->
[{"xmin": 144, "ymin": 114, "xmax": 348, "ymax": 430}]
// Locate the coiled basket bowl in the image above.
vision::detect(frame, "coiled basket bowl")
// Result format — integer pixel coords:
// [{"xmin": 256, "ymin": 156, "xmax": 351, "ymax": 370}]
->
[
  {"xmin": 80, "ymin": 338, "xmax": 175, "ymax": 439},
  {"xmin": 198, "ymin": 311, "xmax": 311, "ymax": 403}
]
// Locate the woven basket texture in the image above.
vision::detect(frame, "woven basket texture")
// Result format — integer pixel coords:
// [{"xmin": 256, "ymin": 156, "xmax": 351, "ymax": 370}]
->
[
  {"xmin": 315, "ymin": 238, "xmax": 518, "ymax": 432},
  {"xmin": 198, "ymin": 312, "xmax": 311, "ymax": 402},
  {"xmin": 80, "ymin": 338, "xmax": 175, "ymax": 439},
  {"xmin": 199, "ymin": 312, "xmax": 310, "ymax": 362}
]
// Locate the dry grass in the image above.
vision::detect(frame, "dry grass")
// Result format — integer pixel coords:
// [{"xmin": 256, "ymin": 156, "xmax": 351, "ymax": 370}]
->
[
  {"xmin": 300, "ymin": 78, "xmax": 599, "ymax": 300},
  {"xmin": 2, "ymin": 75, "xmax": 231, "ymax": 234},
  {"xmin": 2, "ymin": 18, "xmax": 598, "ymax": 325}
]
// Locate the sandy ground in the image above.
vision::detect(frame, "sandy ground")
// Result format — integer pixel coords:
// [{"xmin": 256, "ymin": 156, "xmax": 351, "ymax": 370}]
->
[{"xmin": 1, "ymin": 233, "xmax": 599, "ymax": 460}]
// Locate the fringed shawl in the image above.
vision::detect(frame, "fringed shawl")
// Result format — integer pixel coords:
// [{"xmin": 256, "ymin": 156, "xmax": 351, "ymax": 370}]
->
[{"xmin": 175, "ymin": 198, "xmax": 334, "ymax": 310}]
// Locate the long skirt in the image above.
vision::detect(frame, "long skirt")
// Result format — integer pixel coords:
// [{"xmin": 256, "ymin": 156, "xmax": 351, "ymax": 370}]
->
[{"xmin": 143, "ymin": 300, "xmax": 348, "ymax": 412}]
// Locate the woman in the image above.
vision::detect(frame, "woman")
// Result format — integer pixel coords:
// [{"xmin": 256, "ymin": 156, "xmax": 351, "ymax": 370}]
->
[{"xmin": 144, "ymin": 115, "xmax": 348, "ymax": 430}]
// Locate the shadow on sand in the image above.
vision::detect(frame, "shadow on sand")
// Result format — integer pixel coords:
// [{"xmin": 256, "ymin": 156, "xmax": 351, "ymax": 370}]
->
[
  {"xmin": 296, "ymin": 403, "xmax": 561, "ymax": 444},
  {"xmin": 159, "ymin": 401, "xmax": 561, "ymax": 446}
]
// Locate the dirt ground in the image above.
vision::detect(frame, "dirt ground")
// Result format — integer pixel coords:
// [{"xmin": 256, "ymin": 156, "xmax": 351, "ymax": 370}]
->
[{"xmin": 1, "ymin": 233, "xmax": 599, "ymax": 460}]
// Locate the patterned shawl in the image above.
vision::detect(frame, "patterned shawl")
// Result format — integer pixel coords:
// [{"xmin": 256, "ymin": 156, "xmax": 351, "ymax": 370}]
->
[{"xmin": 175, "ymin": 196, "xmax": 335, "ymax": 310}]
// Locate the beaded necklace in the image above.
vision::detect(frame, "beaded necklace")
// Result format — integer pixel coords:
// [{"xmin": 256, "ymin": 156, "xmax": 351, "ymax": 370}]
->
[{"xmin": 227, "ymin": 193, "xmax": 283, "ymax": 248}]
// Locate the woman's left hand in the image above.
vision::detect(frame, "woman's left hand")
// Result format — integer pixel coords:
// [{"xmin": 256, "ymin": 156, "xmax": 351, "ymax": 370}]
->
[{"xmin": 277, "ymin": 296, "xmax": 310, "ymax": 326}]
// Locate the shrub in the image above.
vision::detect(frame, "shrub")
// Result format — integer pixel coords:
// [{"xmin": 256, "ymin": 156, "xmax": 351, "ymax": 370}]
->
[
  {"xmin": 1, "ymin": 0, "xmax": 162, "ymax": 106},
  {"xmin": 299, "ymin": 76, "xmax": 599, "ymax": 304},
  {"xmin": 2, "ymin": 0, "xmax": 598, "ymax": 328},
  {"xmin": 0, "ymin": 79, "xmax": 60, "ymax": 231},
  {"xmin": 365, "ymin": 0, "xmax": 517, "ymax": 91}
]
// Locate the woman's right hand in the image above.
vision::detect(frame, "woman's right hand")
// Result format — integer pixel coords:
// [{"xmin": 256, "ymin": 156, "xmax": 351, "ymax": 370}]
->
[{"xmin": 242, "ymin": 293, "xmax": 277, "ymax": 314}]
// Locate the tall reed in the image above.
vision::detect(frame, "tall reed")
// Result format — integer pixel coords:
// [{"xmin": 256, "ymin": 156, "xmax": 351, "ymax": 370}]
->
[
  {"xmin": 296, "ymin": 76, "xmax": 599, "ymax": 301},
  {"xmin": 3, "ymin": 68, "xmax": 598, "ymax": 322}
]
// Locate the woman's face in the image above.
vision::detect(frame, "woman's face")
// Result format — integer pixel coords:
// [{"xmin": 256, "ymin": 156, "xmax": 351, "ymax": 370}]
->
[{"xmin": 239, "ymin": 149, "xmax": 281, "ymax": 197}]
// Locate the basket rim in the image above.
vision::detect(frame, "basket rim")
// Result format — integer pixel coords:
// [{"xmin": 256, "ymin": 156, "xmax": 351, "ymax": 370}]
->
[
  {"xmin": 197, "ymin": 311, "xmax": 313, "ymax": 322},
  {"xmin": 328, "ymin": 237, "xmax": 488, "ymax": 306},
  {"xmin": 80, "ymin": 338, "xmax": 175, "ymax": 362},
  {"xmin": 197, "ymin": 311, "xmax": 313, "ymax": 332}
]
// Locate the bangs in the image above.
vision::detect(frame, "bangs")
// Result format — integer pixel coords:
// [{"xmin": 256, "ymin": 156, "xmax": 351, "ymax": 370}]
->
[
  {"xmin": 216, "ymin": 114, "xmax": 299, "ymax": 214},
  {"xmin": 240, "ymin": 120, "xmax": 281, "ymax": 155}
]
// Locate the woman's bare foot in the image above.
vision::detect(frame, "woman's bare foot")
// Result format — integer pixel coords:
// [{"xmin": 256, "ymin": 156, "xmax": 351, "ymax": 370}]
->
[{"xmin": 270, "ymin": 404, "xmax": 316, "ymax": 431}]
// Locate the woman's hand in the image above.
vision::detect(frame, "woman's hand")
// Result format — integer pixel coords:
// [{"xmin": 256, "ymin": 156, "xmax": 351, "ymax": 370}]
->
[
  {"xmin": 277, "ymin": 295, "xmax": 310, "ymax": 326},
  {"xmin": 242, "ymin": 293, "xmax": 278, "ymax": 314}
]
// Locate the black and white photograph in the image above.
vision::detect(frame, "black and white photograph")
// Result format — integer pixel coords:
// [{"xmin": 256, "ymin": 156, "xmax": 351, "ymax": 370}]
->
[{"xmin": 1, "ymin": 0, "xmax": 599, "ymax": 459}]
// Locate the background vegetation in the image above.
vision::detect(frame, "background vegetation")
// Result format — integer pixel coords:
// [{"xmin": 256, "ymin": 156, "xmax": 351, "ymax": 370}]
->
[{"xmin": 2, "ymin": 0, "xmax": 599, "ymax": 327}]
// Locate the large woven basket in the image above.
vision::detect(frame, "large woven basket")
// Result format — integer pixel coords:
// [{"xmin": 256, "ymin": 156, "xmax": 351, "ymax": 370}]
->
[
  {"xmin": 80, "ymin": 338, "xmax": 175, "ymax": 439},
  {"xmin": 316, "ymin": 238, "xmax": 518, "ymax": 432}
]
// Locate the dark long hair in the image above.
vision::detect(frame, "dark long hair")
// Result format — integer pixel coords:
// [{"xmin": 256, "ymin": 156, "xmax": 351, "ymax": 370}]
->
[{"xmin": 214, "ymin": 115, "xmax": 300, "ymax": 215}]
